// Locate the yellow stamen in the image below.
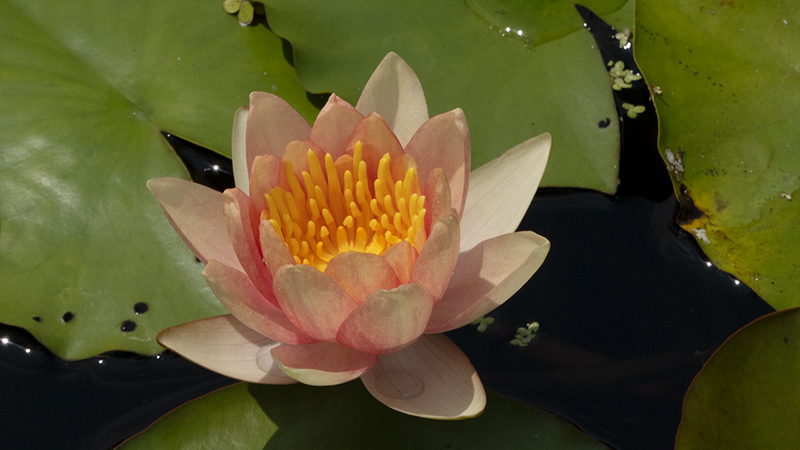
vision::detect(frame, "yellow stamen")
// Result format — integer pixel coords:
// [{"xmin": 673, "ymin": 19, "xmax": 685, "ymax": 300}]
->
[{"xmin": 262, "ymin": 142, "xmax": 428, "ymax": 271}]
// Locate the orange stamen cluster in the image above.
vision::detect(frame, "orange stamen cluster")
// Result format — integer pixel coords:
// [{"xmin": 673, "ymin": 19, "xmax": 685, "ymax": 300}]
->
[{"xmin": 261, "ymin": 141, "xmax": 427, "ymax": 272}]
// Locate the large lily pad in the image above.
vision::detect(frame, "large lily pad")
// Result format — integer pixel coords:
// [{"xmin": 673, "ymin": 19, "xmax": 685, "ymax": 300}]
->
[
  {"xmin": 121, "ymin": 381, "xmax": 608, "ymax": 449},
  {"xmin": 633, "ymin": 0, "xmax": 800, "ymax": 309},
  {"xmin": 262, "ymin": 0, "xmax": 629, "ymax": 193},
  {"xmin": 0, "ymin": 0, "xmax": 319, "ymax": 359},
  {"xmin": 676, "ymin": 308, "xmax": 800, "ymax": 449}
]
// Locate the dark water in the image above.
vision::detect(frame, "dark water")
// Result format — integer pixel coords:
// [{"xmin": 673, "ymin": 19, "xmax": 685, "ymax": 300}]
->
[{"xmin": 0, "ymin": 7, "xmax": 774, "ymax": 450}]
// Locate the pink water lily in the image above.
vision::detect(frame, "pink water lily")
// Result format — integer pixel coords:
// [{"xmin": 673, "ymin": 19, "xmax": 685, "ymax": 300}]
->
[{"xmin": 149, "ymin": 53, "xmax": 550, "ymax": 419}]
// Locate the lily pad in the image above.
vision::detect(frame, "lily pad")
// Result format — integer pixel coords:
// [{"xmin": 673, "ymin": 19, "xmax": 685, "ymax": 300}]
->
[
  {"xmin": 633, "ymin": 0, "xmax": 800, "ymax": 309},
  {"xmin": 121, "ymin": 381, "xmax": 608, "ymax": 449},
  {"xmin": 262, "ymin": 0, "xmax": 630, "ymax": 193},
  {"xmin": 0, "ymin": 0, "xmax": 319, "ymax": 359},
  {"xmin": 676, "ymin": 308, "xmax": 800, "ymax": 449}
]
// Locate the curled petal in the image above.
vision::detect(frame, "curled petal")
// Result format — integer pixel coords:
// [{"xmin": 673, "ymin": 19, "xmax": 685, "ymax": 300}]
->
[
  {"xmin": 232, "ymin": 106, "xmax": 250, "ymax": 193},
  {"xmin": 410, "ymin": 210, "xmax": 460, "ymax": 302},
  {"xmin": 361, "ymin": 334, "xmax": 485, "ymax": 419},
  {"xmin": 404, "ymin": 109, "xmax": 469, "ymax": 217},
  {"xmin": 426, "ymin": 231, "xmax": 550, "ymax": 333},
  {"xmin": 248, "ymin": 154, "xmax": 281, "ymax": 220},
  {"xmin": 223, "ymin": 188, "xmax": 274, "ymax": 299},
  {"xmin": 460, "ymin": 133, "xmax": 551, "ymax": 252},
  {"xmin": 270, "ymin": 342, "xmax": 377, "ymax": 386},
  {"xmin": 381, "ymin": 241, "xmax": 417, "ymax": 284},
  {"xmin": 356, "ymin": 52, "xmax": 429, "ymax": 147},
  {"xmin": 147, "ymin": 178, "xmax": 241, "ymax": 271},
  {"xmin": 337, "ymin": 283, "xmax": 434, "ymax": 355},
  {"xmin": 273, "ymin": 264, "xmax": 357, "ymax": 342},
  {"xmin": 203, "ymin": 260, "xmax": 315, "ymax": 345},
  {"xmin": 310, "ymin": 94, "xmax": 363, "ymax": 158},
  {"xmin": 345, "ymin": 113, "xmax": 404, "ymax": 181},
  {"xmin": 325, "ymin": 252, "xmax": 401, "ymax": 305},
  {"xmin": 157, "ymin": 315, "xmax": 296, "ymax": 385},
  {"xmin": 245, "ymin": 92, "xmax": 311, "ymax": 173}
]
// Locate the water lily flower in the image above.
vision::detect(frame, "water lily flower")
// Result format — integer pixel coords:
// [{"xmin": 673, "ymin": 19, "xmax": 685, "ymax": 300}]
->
[{"xmin": 148, "ymin": 53, "xmax": 551, "ymax": 419}]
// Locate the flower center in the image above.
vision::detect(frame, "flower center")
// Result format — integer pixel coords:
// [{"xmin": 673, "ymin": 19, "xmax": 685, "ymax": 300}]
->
[{"xmin": 261, "ymin": 141, "xmax": 427, "ymax": 272}]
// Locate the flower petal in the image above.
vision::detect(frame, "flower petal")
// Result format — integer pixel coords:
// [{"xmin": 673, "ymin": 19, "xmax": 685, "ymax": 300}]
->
[
  {"xmin": 426, "ymin": 231, "xmax": 550, "ymax": 333},
  {"xmin": 404, "ymin": 109, "xmax": 469, "ymax": 217},
  {"xmin": 423, "ymin": 168, "xmax": 452, "ymax": 230},
  {"xmin": 245, "ymin": 92, "xmax": 311, "ymax": 172},
  {"xmin": 270, "ymin": 341, "xmax": 377, "ymax": 386},
  {"xmin": 272, "ymin": 264, "xmax": 358, "ymax": 342},
  {"xmin": 361, "ymin": 334, "xmax": 485, "ymax": 419},
  {"xmin": 310, "ymin": 94, "xmax": 363, "ymax": 158},
  {"xmin": 248, "ymin": 154, "xmax": 281, "ymax": 220},
  {"xmin": 258, "ymin": 219, "xmax": 295, "ymax": 276},
  {"xmin": 223, "ymin": 188, "xmax": 274, "ymax": 299},
  {"xmin": 460, "ymin": 132, "xmax": 551, "ymax": 252},
  {"xmin": 232, "ymin": 106, "xmax": 250, "ymax": 193},
  {"xmin": 345, "ymin": 113, "xmax": 404, "ymax": 181},
  {"xmin": 203, "ymin": 260, "xmax": 315, "ymax": 345},
  {"xmin": 157, "ymin": 315, "xmax": 296, "ymax": 384},
  {"xmin": 410, "ymin": 210, "xmax": 460, "ymax": 301},
  {"xmin": 381, "ymin": 241, "xmax": 417, "ymax": 284},
  {"xmin": 324, "ymin": 252, "xmax": 401, "ymax": 305},
  {"xmin": 337, "ymin": 283, "xmax": 433, "ymax": 355},
  {"xmin": 147, "ymin": 178, "xmax": 242, "ymax": 271},
  {"xmin": 356, "ymin": 52, "xmax": 429, "ymax": 147}
]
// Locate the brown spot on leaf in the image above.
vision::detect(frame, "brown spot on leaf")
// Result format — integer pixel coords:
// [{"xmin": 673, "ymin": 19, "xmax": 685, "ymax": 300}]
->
[{"xmin": 715, "ymin": 192, "xmax": 728, "ymax": 212}]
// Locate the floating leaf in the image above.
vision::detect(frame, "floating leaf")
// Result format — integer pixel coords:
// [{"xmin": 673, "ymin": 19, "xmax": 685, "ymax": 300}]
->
[
  {"xmin": 676, "ymin": 308, "xmax": 800, "ymax": 449},
  {"xmin": 262, "ymin": 0, "xmax": 632, "ymax": 193},
  {"xmin": 0, "ymin": 0, "xmax": 319, "ymax": 359},
  {"xmin": 634, "ymin": 0, "xmax": 800, "ymax": 308},
  {"xmin": 121, "ymin": 381, "xmax": 608, "ymax": 449}
]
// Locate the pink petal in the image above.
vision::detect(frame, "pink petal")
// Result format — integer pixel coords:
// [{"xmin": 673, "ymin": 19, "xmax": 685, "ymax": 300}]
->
[
  {"xmin": 426, "ymin": 231, "xmax": 550, "ymax": 333},
  {"xmin": 460, "ymin": 132, "xmax": 551, "ymax": 252},
  {"xmin": 157, "ymin": 315, "xmax": 296, "ymax": 384},
  {"xmin": 337, "ymin": 283, "xmax": 434, "ymax": 355},
  {"xmin": 272, "ymin": 264, "xmax": 358, "ymax": 342},
  {"xmin": 147, "ymin": 178, "xmax": 242, "ymax": 271},
  {"xmin": 258, "ymin": 220, "xmax": 295, "ymax": 277},
  {"xmin": 404, "ymin": 109, "xmax": 470, "ymax": 217},
  {"xmin": 248, "ymin": 154, "xmax": 281, "ymax": 221},
  {"xmin": 409, "ymin": 210, "xmax": 460, "ymax": 302},
  {"xmin": 361, "ymin": 334, "xmax": 485, "ymax": 419},
  {"xmin": 245, "ymin": 92, "xmax": 311, "ymax": 173},
  {"xmin": 310, "ymin": 94, "xmax": 364, "ymax": 158},
  {"xmin": 423, "ymin": 168, "xmax": 452, "ymax": 230},
  {"xmin": 381, "ymin": 241, "xmax": 417, "ymax": 284},
  {"xmin": 223, "ymin": 188, "xmax": 274, "ymax": 299},
  {"xmin": 231, "ymin": 106, "xmax": 250, "ymax": 193},
  {"xmin": 278, "ymin": 140, "xmax": 326, "ymax": 189},
  {"xmin": 356, "ymin": 52, "xmax": 429, "ymax": 147},
  {"xmin": 344, "ymin": 113, "xmax": 405, "ymax": 181},
  {"xmin": 203, "ymin": 260, "xmax": 315, "ymax": 345},
  {"xmin": 270, "ymin": 341, "xmax": 377, "ymax": 386},
  {"xmin": 324, "ymin": 252, "xmax": 401, "ymax": 305}
]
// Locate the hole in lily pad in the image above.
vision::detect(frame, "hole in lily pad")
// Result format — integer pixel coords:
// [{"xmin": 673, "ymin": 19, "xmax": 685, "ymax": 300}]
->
[
  {"xmin": 598, "ymin": 117, "xmax": 611, "ymax": 128},
  {"xmin": 32, "ymin": 317, "xmax": 42, "ymax": 323},
  {"xmin": 133, "ymin": 302, "xmax": 149, "ymax": 315},
  {"xmin": 120, "ymin": 321, "xmax": 137, "ymax": 333},
  {"xmin": 61, "ymin": 312, "xmax": 74, "ymax": 323}
]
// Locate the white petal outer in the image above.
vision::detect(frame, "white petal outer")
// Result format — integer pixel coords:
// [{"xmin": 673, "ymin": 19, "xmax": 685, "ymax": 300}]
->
[
  {"xmin": 157, "ymin": 315, "xmax": 296, "ymax": 385},
  {"xmin": 361, "ymin": 334, "xmax": 486, "ymax": 419},
  {"xmin": 232, "ymin": 106, "xmax": 250, "ymax": 194},
  {"xmin": 356, "ymin": 52, "xmax": 429, "ymax": 147},
  {"xmin": 426, "ymin": 231, "xmax": 550, "ymax": 333},
  {"xmin": 270, "ymin": 341, "xmax": 378, "ymax": 386},
  {"xmin": 460, "ymin": 132, "xmax": 551, "ymax": 252},
  {"xmin": 147, "ymin": 177, "xmax": 242, "ymax": 272}
]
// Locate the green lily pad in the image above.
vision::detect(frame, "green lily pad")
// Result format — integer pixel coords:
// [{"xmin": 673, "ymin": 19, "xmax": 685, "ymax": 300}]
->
[
  {"xmin": 676, "ymin": 307, "xmax": 800, "ymax": 449},
  {"xmin": 262, "ymin": 0, "xmax": 630, "ymax": 193},
  {"xmin": 0, "ymin": 0, "xmax": 319, "ymax": 359},
  {"xmin": 121, "ymin": 381, "xmax": 608, "ymax": 449},
  {"xmin": 633, "ymin": 0, "xmax": 800, "ymax": 309}
]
